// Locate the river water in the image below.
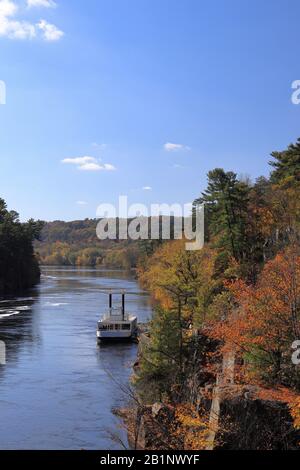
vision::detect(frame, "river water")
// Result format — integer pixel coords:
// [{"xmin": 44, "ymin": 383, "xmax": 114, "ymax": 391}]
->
[{"xmin": 0, "ymin": 267, "xmax": 152, "ymax": 450}]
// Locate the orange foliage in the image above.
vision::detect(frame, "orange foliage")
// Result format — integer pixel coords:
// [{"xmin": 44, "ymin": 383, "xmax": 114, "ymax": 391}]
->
[
  {"xmin": 290, "ymin": 396, "xmax": 300, "ymax": 429},
  {"xmin": 256, "ymin": 386, "xmax": 298, "ymax": 403},
  {"xmin": 211, "ymin": 247, "xmax": 300, "ymax": 384}
]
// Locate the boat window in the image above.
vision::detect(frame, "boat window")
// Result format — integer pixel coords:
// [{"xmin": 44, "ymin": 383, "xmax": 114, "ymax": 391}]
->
[{"xmin": 122, "ymin": 324, "xmax": 131, "ymax": 330}]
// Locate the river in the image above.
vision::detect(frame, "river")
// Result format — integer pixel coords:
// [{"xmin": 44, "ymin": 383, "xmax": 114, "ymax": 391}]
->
[{"xmin": 0, "ymin": 267, "xmax": 152, "ymax": 450}]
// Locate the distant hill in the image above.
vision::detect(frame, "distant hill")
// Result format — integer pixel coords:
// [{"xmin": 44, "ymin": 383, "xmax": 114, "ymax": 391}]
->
[{"xmin": 35, "ymin": 218, "xmax": 164, "ymax": 269}]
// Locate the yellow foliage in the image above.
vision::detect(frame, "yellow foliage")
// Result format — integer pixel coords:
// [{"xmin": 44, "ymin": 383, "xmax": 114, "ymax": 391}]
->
[
  {"xmin": 138, "ymin": 240, "xmax": 219, "ymax": 325},
  {"xmin": 174, "ymin": 404, "xmax": 209, "ymax": 450}
]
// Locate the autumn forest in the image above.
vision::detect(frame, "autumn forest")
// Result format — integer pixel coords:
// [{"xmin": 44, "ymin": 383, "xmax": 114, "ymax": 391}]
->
[
  {"xmin": 1, "ymin": 137, "xmax": 300, "ymax": 449},
  {"xmin": 132, "ymin": 138, "xmax": 300, "ymax": 449}
]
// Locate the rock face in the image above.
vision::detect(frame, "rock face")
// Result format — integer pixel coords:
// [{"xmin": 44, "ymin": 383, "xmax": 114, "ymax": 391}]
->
[
  {"xmin": 209, "ymin": 385, "xmax": 300, "ymax": 450},
  {"xmin": 117, "ymin": 403, "xmax": 183, "ymax": 450},
  {"xmin": 118, "ymin": 386, "xmax": 300, "ymax": 450},
  {"xmin": 205, "ymin": 351, "xmax": 300, "ymax": 450},
  {"xmin": 124, "ymin": 344, "xmax": 300, "ymax": 450},
  {"xmin": 140, "ymin": 403, "xmax": 183, "ymax": 450}
]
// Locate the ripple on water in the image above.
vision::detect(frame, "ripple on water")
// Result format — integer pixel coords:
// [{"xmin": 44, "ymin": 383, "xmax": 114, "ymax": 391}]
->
[{"xmin": 0, "ymin": 311, "xmax": 22, "ymax": 319}]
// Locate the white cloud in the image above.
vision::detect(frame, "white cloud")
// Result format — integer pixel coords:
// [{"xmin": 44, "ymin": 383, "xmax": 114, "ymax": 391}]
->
[
  {"xmin": 79, "ymin": 162, "xmax": 116, "ymax": 172},
  {"xmin": 164, "ymin": 142, "xmax": 190, "ymax": 152},
  {"xmin": 0, "ymin": 0, "xmax": 63, "ymax": 41},
  {"xmin": 62, "ymin": 156, "xmax": 96, "ymax": 166},
  {"xmin": 0, "ymin": 0, "xmax": 17, "ymax": 17},
  {"xmin": 173, "ymin": 163, "xmax": 185, "ymax": 169},
  {"xmin": 0, "ymin": 18, "xmax": 36, "ymax": 39},
  {"xmin": 76, "ymin": 200, "xmax": 88, "ymax": 206},
  {"xmin": 27, "ymin": 0, "xmax": 56, "ymax": 8},
  {"xmin": 62, "ymin": 156, "xmax": 116, "ymax": 172},
  {"xmin": 142, "ymin": 186, "xmax": 152, "ymax": 191},
  {"xmin": 79, "ymin": 162, "xmax": 104, "ymax": 171},
  {"xmin": 103, "ymin": 163, "xmax": 115, "ymax": 171},
  {"xmin": 37, "ymin": 19, "xmax": 63, "ymax": 41},
  {"xmin": 0, "ymin": 0, "xmax": 36, "ymax": 39}
]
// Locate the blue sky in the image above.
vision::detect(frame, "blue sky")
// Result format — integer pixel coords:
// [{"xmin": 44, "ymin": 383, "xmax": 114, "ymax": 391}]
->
[{"xmin": 0, "ymin": 0, "xmax": 299, "ymax": 221}]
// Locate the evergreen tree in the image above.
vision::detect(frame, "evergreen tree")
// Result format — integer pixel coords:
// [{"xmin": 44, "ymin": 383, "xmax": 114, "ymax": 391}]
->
[
  {"xmin": 135, "ymin": 307, "xmax": 182, "ymax": 402},
  {"xmin": 194, "ymin": 168, "xmax": 250, "ymax": 265},
  {"xmin": 0, "ymin": 198, "xmax": 43, "ymax": 295},
  {"xmin": 270, "ymin": 138, "xmax": 300, "ymax": 184}
]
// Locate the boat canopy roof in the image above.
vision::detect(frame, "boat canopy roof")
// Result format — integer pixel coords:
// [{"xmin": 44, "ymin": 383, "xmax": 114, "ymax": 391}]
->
[{"xmin": 100, "ymin": 308, "xmax": 136, "ymax": 322}]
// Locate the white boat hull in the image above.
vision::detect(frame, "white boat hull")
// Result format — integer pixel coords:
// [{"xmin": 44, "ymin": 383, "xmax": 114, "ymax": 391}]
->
[
  {"xmin": 97, "ymin": 330, "xmax": 135, "ymax": 340},
  {"xmin": 97, "ymin": 312, "xmax": 138, "ymax": 342}
]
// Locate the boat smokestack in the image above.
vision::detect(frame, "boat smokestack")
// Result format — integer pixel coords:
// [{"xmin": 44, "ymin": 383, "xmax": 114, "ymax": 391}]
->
[
  {"xmin": 109, "ymin": 292, "xmax": 112, "ymax": 310},
  {"xmin": 122, "ymin": 292, "xmax": 125, "ymax": 320}
]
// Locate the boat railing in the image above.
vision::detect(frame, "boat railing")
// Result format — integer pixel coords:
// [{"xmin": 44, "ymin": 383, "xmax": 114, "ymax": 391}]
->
[{"xmin": 101, "ymin": 308, "xmax": 132, "ymax": 322}]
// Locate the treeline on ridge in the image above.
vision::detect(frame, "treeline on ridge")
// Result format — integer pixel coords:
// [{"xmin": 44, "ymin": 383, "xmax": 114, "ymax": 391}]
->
[{"xmin": 35, "ymin": 217, "xmax": 184, "ymax": 269}]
